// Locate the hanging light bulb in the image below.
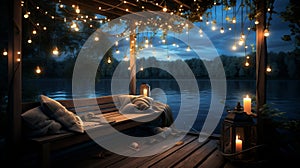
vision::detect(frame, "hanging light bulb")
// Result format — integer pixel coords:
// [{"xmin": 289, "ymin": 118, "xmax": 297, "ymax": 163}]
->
[
  {"xmin": 162, "ymin": 2, "xmax": 167, "ymax": 12},
  {"xmin": 140, "ymin": 67, "xmax": 144, "ymax": 71},
  {"xmin": 35, "ymin": 66, "xmax": 41, "ymax": 74},
  {"xmin": 52, "ymin": 46, "xmax": 59, "ymax": 55},
  {"xmin": 75, "ymin": 6, "xmax": 80, "ymax": 14},
  {"xmin": 107, "ymin": 57, "xmax": 112, "ymax": 64},
  {"xmin": 266, "ymin": 65, "xmax": 272, "ymax": 72},
  {"xmin": 115, "ymin": 48, "xmax": 120, "ymax": 54},
  {"xmin": 186, "ymin": 45, "xmax": 191, "ymax": 52},
  {"xmin": 220, "ymin": 27, "xmax": 225, "ymax": 33},
  {"xmin": 245, "ymin": 60, "xmax": 250, "ymax": 67},
  {"xmin": 238, "ymin": 37, "xmax": 244, "ymax": 46},
  {"xmin": 32, "ymin": 30, "xmax": 37, "ymax": 35},
  {"xmin": 264, "ymin": 28, "xmax": 270, "ymax": 37},
  {"xmin": 3, "ymin": 49, "xmax": 8, "ymax": 56},
  {"xmin": 27, "ymin": 38, "xmax": 32, "ymax": 44},
  {"xmin": 24, "ymin": 12, "xmax": 30, "ymax": 18},
  {"xmin": 232, "ymin": 44, "xmax": 237, "ymax": 50},
  {"xmin": 232, "ymin": 17, "xmax": 236, "ymax": 24}
]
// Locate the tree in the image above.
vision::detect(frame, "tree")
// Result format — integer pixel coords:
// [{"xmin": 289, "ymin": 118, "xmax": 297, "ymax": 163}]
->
[{"xmin": 280, "ymin": 0, "xmax": 300, "ymax": 49}]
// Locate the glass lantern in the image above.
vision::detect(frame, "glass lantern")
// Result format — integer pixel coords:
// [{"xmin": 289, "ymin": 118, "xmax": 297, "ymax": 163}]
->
[
  {"xmin": 140, "ymin": 83, "xmax": 150, "ymax": 97},
  {"xmin": 221, "ymin": 102, "xmax": 257, "ymax": 160}
]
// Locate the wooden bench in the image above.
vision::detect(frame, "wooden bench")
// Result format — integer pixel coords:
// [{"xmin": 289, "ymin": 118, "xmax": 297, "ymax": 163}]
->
[{"xmin": 21, "ymin": 95, "xmax": 164, "ymax": 167}]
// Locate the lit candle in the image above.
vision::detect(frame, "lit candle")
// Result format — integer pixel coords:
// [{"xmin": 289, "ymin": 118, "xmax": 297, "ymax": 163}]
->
[
  {"xmin": 243, "ymin": 95, "xmax": 251, "ymax": 115},
  {"xmin": 235, "ymin": 135, "xmax": 243, "ymax": 153},
  {"xmin": 143, "ymin": 88, "xmax": 148, "ymax": 96}
]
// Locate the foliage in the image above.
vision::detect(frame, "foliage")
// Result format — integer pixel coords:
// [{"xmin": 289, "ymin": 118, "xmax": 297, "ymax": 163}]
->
[{"xmin": 280, "ymin": 0, "xmax": 300, "ymax": 49}]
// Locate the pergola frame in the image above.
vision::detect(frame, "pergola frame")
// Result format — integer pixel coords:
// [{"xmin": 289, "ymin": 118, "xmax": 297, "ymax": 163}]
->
[{"xmin": 6, "ymin": 0, "xmax": 267, "ymax": 163}]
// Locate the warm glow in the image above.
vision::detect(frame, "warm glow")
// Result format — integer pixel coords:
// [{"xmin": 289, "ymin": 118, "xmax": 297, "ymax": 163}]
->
[
  {"xmin": 107, "ymin": 57, "xmax": 112, "ymax": 64},
  {"xmin": 35, "ymin": 66, "xmax": 41, "ymax": 74},
  {"xmin": 115, "ymin": 49, "xmax": 120, "ymax": 54},
  {"xmin": 3, "ymin": 50, "xmax": 8, "ymax": 56},
  {"xmin": 264, "ymin": 29, "xmax": 270, "ymax": 37},
  {"xmin": 235, "ymin": 135, "xmax": 243, "ymax": 153},
  {"xmin": 24, "ymin": 12, "xmax": 29, "ymax": 18},
  {"xmin": 243, "ymin": 95, "xmax": 252, "ymax": 115},
  {"xmin": 52, "ymin": 47, "xmax": 59, "ymax": 55},
  {"xmin": 163, "ymin": 6, "xmax": 167, "ymax": 12},
  {"xmin": 186, "ymin": 45, "xmax": 191, "ymax": 52},
  {"xmin": 255, "ymin": 20, "xmax": 259, "ymax": 25},
  {"xmin": 232, "ymin": 17, "xmax": 236, "ymax": 23},
  {"xmin": 32, "ymin": 30, "xmax": 37, "ymax": 35},
  {"xmin": 75, "ymin": 6, "xmax": 80, "ymax": 14},
  {"xmin": 238, "ymin": 38, "xmax": 244, "ymax": 46},
  {"xmin": 266, "ymin": 66, "xmax": 272, "ymax": 72},
  {"xmin": 245, "ymin": 61, "xmax": 249, "ymax": 67},
  {"xmin": 232, "ymin": 44, "xmax": 237, "ymax": 50},
  {"xmin": 220, "ymin": 27, "xmax": 225, "ymax": 33},
  {"xmin": 94, "ymin": 37, "xmax": 99, "ymax": 41}
]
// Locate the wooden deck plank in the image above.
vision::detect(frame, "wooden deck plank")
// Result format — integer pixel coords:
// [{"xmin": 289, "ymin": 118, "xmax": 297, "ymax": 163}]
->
[
  {"xmin": 198, "ymin": 148, "xmax": 225, "ymax": 168},
  {"xmin": 108, "ymin": 135, "xmax": 196, "ymax": 168},
  {"xmin": 148, "ymin": 137, "xmax": 208, "ymax": 167},
  {"xmin": 174, "ymin": 140, "xmax": 218, "ymax": 168}
]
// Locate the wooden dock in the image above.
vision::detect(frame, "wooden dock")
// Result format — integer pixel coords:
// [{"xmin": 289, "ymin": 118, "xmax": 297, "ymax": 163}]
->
[{"xmin": 20, "ymin": 132, "xmax": 296, "ymax": 168}]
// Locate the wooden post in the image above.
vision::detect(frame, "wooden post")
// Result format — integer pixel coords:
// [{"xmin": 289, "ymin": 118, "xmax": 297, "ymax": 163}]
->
[
  {"xmin": 129, "ymin": 32, "xmax": 136, "ymax": 95},
  {"xmin": 7, "ymin": 0, "xmax": 22, "ymax": 164},
  {"xmin": 255, "ymin": 0, "xmax": 267, "ymax": 145}
]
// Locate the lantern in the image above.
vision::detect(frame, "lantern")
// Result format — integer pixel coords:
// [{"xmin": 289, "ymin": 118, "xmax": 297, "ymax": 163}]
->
[
  {"xmin": 140, "ymin": 83, "xmax": 150, "ymax": 97},
  {"xmin": 221, "ymin": 102, "xmax": 257, "ymax": 160}
]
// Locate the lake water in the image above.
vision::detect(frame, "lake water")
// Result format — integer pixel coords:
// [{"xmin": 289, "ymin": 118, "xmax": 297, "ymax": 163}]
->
[{"xmin": 22, "ymin": 79, "xmax": 300, "ymax": 134}]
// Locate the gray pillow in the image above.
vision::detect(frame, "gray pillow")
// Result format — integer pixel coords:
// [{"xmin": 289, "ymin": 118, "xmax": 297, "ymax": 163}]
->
[
  {"xmin": 21, "ymin": 106, "xmax": 62, "ymax": 137},
  {"xmin": 39, "ymin": 95, "xmax": 84, "ymax": 133}
]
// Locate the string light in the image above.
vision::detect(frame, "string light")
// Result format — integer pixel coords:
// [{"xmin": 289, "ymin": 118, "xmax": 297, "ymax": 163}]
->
[
  {"xmin": 35, "ymin": 66, "xmax": 41, "ymax": 74},
  {"xmin": 107, "ymin": 57, "xmax": 112, "ymax": 64},
  {"xmin": 266, "ymin": 65, "xmax": 272, "ymax": 72},
  {"xmin": 264, "ymin": 28, "xmax": 270, "ymax": 37},
  {"xmin": 3, "ymin": 49, "xmax": 8, "ymax": 56},
  {"xmin": 52, "ymin": 46, "xmax": 59, "ymax": 55}
]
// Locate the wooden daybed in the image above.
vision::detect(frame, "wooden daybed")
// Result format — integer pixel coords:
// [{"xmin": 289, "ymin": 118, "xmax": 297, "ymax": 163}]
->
[{"xmin": 21, "ymin": 94, "xmax": 173, "ymax": 167}]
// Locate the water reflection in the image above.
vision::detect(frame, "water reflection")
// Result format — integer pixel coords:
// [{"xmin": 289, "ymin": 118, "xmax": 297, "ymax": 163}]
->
[{"xmin": 23, "ymin": 79, "xmax": 300, "ymax": 132}]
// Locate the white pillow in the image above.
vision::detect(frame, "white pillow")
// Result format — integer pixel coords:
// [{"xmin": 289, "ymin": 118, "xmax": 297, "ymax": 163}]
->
[
  {"xmin": 39, "ymin": 95, "xmax": 84, "ymax": 133},
  {"xmin": 131, "ymin": 96, "xmax": 153, "ymax": 110},
  {"xmin": 21, "ymin": 106, "xmax": 62, "ymax": 137}
]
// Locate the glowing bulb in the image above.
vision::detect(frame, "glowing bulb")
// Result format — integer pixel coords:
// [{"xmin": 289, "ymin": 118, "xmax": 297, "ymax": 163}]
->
[
  {"xmin": 24, "ymin": 12, "xmax": 29, "ymax": 18},
  {"xmin": 162, "ymin": 39, "xmax": 166, "ymax": 43},
  {"xmin": 107, "ymin": 57, "xmax": 111, "ymax": 64},
  {"xmin": 232, "ymin": 44, "xmax": 237, "ymax": 50},
  {"xmin": 52, "ymin": 46, "xmax": 59, "ymax": 55},
  {"xmin": 75, "ymin": 6, "xmax": 80, "ymax": 14},
  {"xmin": 220, "ymin": 27, "xmax": 225, "ymax": 33},
  {"xmin": 35, "ymin": 66, "xmax": 41, "ymax": 74},
  {"xmin": 27, "ymin": 38, "xmax": 32, "ymax": 44},
  {"xmin": 140, "ymin": 67, "xmax": 144, "ymax": 71},
  {"xmin": 211, "ymin": 25, "xmax": 216, "ymax": 31},
  {"xmin": 245, "ymin": 61, "xmax": 250, "ymax": 67},
  {"xmin": 186, "ymin": 45, "xmax": 191, "ymax": 52},
  {"xmin": 264, "ymin": 29, "xmax": 270, "ymax": 37},
  {"xmin": 32, "ymin": 30, "xmax": 37, "ymax": 35},
  {"xmin": 266, "ymin": 66, "xmax": 272, "ymax": 72},
  {"xmin": 238, "ymin": 38, "xmax": 244, "ymax": 46},
  {"xmin": 163, "ymin": 6, "xmax": 167, "ymax": 12},
  {"xmin": 255, "ymin": 20, "xmax": 259, "ymax": 25},
  {"xmin": 232, "ymin": 17, "xmax": 236, "ymax": 24},
  {"xmin": 3, "ymin": 50, "xmax": 8, "ymax": 56},
  {"xmin": 115, "ymin": 49, "xmax": 120, "ymax": 54}
]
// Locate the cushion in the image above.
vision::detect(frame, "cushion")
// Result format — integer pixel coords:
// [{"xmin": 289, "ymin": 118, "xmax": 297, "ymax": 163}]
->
[
  {"xmin": 39, "ymin": 95, "xmax": 84, "ymax": 133},
  {"xmin": 131, "ymin": 95, "xmax": 153, "ymax": 110},
  {"xmin": 21, "ymin": 106, "xmax": 63, "ymax": 137},
  {"xmin": 120, "ymin": 103, "xmax": 139, "ymax": 114}
]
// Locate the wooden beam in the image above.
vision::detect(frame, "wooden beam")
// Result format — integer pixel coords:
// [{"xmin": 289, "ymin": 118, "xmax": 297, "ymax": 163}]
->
[
  {"xmin": 255, "ymin": 0, "xmax": 267, "ymax": 146},
  {"xmin": 7, "ymin": 0, "xmax": 22, "ymax": 164},
  {"xmin": 129, "ymin": 31, "xmax": 136, "ymax": 95}
]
